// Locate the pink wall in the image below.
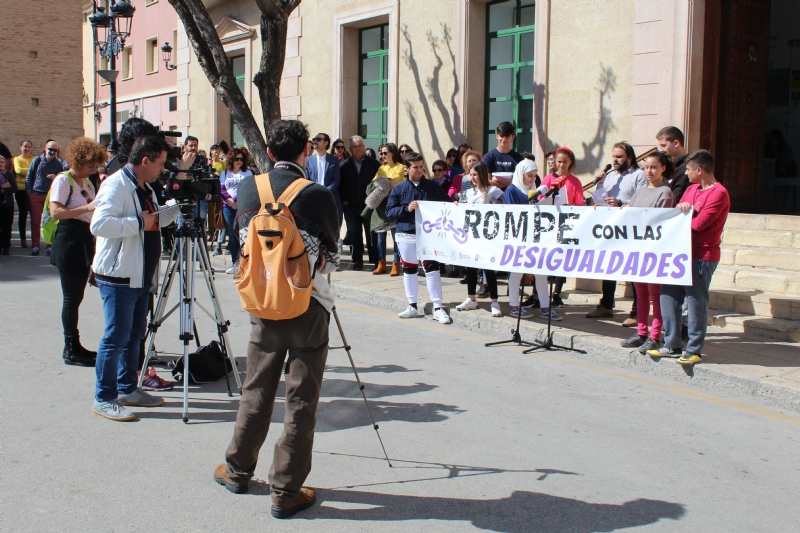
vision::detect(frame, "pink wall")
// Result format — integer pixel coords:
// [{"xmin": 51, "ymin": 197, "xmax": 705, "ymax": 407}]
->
[{"xmin": 95, "ymin": 0, "xmax": 178, "ymax": 132}]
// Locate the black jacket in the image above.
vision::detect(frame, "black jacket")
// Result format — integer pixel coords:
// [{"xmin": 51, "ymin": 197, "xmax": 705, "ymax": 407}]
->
[
  {"xmin": 386, "ymin": 178, "xmax": 450, "ymax": 234},
  {"xmin": 670, "ymin": 154, "xmax": 690, "ymax": 203},
  {"xmin": 339, "ymin": 156, "xmax": 380, "ymax": 209}
]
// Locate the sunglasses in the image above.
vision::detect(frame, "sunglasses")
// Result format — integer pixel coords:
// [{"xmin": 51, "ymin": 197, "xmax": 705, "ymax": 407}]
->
[
  {"xmin": 234, "ymin": 157, "xmax": 244, "ymax": 162},
  {"xmin": 399, "ymin": 149, "xmax": 409, "ymax": 153},
  {"xmin": 46, "ymin": 148, "xmax": 58, "ymax": 153},
  {"xmin": 313, "ymin": 137, "xmax": 325, "ymax": 142},
  {"xmin": 79, "ymin": 189, "xmax": 89, "ymax": 200},
  {"xmin": 380, "ymin": 151, "xmax": 389, "ymax": 156},
  {"xmin": 433, "ymin": 168, "xmax": 445, "ymax": 172},
  {"xmin": 334, "ymin": 145, "xmax": 344, "ymax": 150}
]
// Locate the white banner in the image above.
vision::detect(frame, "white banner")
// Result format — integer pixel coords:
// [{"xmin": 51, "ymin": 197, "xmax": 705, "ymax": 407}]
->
[{"xmin": 414, "ymin": 202, "xmax": 693, "ymax": 285}]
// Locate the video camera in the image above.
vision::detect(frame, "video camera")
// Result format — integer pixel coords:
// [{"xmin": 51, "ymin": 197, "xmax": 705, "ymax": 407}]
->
[
  {"xmin": 162, "ymin": 160, "xmax": 221, "ymax": 204},
  {"xmin": 158, "ymin": 130, "xmax": 184, "ymax": 160}
]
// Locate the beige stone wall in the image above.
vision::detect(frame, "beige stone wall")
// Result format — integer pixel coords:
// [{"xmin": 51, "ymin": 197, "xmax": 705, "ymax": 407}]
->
[
  {"xmin": 0, "ymin": 0, "xmax": 84, "ymax": 151},
  {"xmin": 546, "ymin": 0, "xmax": 636, "ymax": 181}
]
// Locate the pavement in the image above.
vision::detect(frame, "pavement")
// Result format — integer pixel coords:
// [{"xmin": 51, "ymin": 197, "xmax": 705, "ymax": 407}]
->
[
  {"xmin": 210, "ymin": 251, "xmax": 800, "ymax": 415},
  {"xmin": 2, "ymin": 244, "xmax": 800, "ymax": 531}
]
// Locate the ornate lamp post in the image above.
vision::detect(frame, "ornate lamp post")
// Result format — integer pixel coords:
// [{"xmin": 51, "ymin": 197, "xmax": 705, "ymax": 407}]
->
[
  {"xmin": 90, "ymin": 1, "xmax": 135, "ymax": 145},
  {"xmin": 161, "ymin": 42, "xmax": 178, "ymax": 71}
]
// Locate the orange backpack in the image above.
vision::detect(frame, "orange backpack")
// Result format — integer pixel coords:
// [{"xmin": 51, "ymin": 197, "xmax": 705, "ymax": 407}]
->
[{"xmin": 235, "ymin": 173, "xmax": 314, "ymax": 320}]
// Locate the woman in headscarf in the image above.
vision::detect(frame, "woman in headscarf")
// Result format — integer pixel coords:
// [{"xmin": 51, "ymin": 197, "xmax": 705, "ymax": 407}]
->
[{"xmin": 503, "ymin": 156, "xmax": 561, "ymax": 322}]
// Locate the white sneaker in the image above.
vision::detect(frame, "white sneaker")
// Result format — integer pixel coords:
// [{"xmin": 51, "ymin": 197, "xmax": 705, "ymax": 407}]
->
[
  {"xmin": 432, "ymin": 307, "xmax": 451, "ymax": 324},
  {"xmin": 398, "ymin": 305, "xmax": 419, "ymax": 319},
  {"xmin": 491, "ymin": 302, "xmax": 503, "ymax": 317},
  {"xmin": 225, "ymin": 266, "xmax": 234, "ymax": 274},
  {"xmin": 456, "ymin": 297, "xmax": 478, "ymax": 311}
]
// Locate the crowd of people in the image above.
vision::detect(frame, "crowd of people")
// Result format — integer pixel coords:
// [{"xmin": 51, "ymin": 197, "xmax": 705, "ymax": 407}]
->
[
  {"xmin": 0, "ymin": 118, "xmax": 730, "ymax": 426},
  {"xmin": 295, "ymin": 122, "xmax": 729, "ymax": 368}
]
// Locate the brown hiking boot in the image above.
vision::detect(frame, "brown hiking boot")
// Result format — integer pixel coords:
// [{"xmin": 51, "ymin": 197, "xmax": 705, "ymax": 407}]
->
[
  {"xmin": 373, "ymin": 259, "xmax": 387, "ymax": 275},
  {"xmin": 389, "ymin": 262, "xmax": 401, "ymax": 276},
  {"xmin": 271, "ymin": 487, "xmax": 317, "ymax": 519},
  {"xmin": 586, "ymin": 305, "xmax": 614, "ymax": 318},
  {"xmin": 213, "ymin": 463, "xmax": 248, "ymax": 494}
]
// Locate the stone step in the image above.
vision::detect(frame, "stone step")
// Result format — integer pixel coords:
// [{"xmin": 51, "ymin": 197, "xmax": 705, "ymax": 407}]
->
[
  {"xmin": 725, "ymin": 212, "xmax": 800, "ymax": 232},
  {"xmin": 721, "ymin": 227, "xmax": 799, "ymax": 249},
  {"xmin": 561, "ymin": 289, "xmax": 800, "ymax": 342},
  {"xmin": 720, "ymin": 245, "xmax": 800, "ymax": 270},
  {"xmin": 711, "ymin": 265, "xmax": 800, "ymax": 295},
  {"xmin": 708, "ymin": 288, "xmax": 800, "ymax": 321}
]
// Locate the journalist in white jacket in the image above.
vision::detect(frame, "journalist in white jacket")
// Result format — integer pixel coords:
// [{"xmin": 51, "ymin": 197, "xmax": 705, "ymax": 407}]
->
[{"xmin": 90, "ymin": 136, "xmax": 179, "ymax": 421}]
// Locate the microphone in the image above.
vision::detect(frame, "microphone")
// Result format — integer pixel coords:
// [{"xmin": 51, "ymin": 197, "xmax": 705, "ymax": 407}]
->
[
  {"xmin": 528, "ymin": 176, "xmax": 567, "ymax": 204},
  {"xmin": 592, "ymin": 164, "xmax": 612, "ymax": 185},
  {"xmin": 527, "ymin": 185, "xmax": 550, "ymax": 204}
]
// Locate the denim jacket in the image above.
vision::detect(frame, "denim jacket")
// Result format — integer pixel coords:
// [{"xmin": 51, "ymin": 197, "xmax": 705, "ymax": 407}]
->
[{"xmin": 26, "ymin": 155, "xmax": 68, "ymax": 195}]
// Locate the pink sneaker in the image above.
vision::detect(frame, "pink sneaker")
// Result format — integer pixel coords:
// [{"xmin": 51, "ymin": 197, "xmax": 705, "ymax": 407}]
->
[{"xmin": 141, "ymin": 369, "xmax": 176, "ymax": 392}]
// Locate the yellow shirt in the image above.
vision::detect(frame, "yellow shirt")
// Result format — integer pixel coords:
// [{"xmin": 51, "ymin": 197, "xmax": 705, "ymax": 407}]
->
[
  {"xmin": 13, "ymin": 155, "xmax": 34, "ymax": 190},
  {"xmin": 375, "ymin": 163, "xmax": 405, "ymax": 184},
  {"xmin": 212, "ymin": 161, "xmax": 227, "ymax": 175}
]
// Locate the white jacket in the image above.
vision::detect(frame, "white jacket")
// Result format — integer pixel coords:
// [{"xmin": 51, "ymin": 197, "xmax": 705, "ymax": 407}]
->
[{"xmin": 91, "ymin": 166, "xmax": 179, "ymax": 289}]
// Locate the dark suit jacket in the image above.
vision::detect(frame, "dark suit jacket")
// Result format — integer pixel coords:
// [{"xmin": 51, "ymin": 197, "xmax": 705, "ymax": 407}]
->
[{"xmin": 339, "ymin": 156, "xmax": 380, "ymax": 210}]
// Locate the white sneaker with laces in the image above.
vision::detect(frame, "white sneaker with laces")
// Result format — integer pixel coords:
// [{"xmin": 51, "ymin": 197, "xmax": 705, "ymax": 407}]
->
[
  {"xmin": 491, "ymin": 302, "xmax": 502, "ymax": 317},
  {"xmin": 225, "ymin": 266, "xmax": 234, "ymax": 274},
  {"xmin": 456, "ymin": 297, "xmax": 478, "ymax": 311},
  {"xmin": 432, "ymin": 307, "xmax": 451, "ymax": 324},
  {"xmin": 398, "ymin": 305, "xmax": 418, "ymax": 319},
  {"xmin": 93, "ymin": 399, "xmax": 135, "ymax": 421}
]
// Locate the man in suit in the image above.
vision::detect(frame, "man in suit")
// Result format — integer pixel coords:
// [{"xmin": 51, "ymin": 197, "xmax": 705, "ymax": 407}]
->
[
  {"xmin": 305, "ymin": 133, "xmax": 342, "ymax": 225},
  {"xmin": 339, "ymin": 135, "xmax": 380, "ymax": 271}
]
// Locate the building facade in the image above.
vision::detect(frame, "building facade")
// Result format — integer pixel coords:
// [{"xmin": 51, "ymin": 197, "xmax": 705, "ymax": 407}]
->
[
  {"xmin": 175, "ymin": 0, "xmax": 797, "ymax": 214},
  {"xmin": 82, "ymin": 0, "xmax": 179, "ymax": 145},
  {"xmin": 0, "ymin": 0, "xmax": 84, "ymax": 152}
]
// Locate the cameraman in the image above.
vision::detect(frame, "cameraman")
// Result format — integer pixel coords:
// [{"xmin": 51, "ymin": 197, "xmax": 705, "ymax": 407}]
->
[
  {"xmin": 90, "ymin": 136, "xmax": 179, "ymax": 421},
  {"xmin": 213, "ymin": 120, "xmax": 340, "ymax": 519}
]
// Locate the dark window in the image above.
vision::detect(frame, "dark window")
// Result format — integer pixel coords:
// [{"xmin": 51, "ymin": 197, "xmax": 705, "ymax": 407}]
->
[{"xmin": 168, "ymin": 95, "xmax": 177, "ymax": 112}]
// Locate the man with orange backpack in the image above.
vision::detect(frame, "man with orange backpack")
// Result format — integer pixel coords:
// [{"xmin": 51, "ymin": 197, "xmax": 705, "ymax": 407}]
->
[{"xmin": 213, "ymin": 120, "xmax": 340, "ymax": 519}]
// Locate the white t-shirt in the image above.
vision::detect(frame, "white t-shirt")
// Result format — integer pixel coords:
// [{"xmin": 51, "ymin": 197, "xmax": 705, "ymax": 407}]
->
[
  {"xmin": 50, "ymin": 173, "xmax": 95, "ymax": 224},
  {"xmin": 221, "ymin": 169, "xmax": 254, "ymax": 202},
  {"xmin": 463, "ymin": 185, "xmax": 503, "ymax": 205}
]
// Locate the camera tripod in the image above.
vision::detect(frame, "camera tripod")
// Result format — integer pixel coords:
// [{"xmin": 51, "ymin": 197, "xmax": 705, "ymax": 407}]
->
[{"xmin": 138, "ymin": 206, "xmax": 242, "ymax": 422}]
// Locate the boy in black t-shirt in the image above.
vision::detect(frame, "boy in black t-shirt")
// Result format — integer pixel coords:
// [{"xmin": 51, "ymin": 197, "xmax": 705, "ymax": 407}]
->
[{"xmin": 482, "ymin": 121, "xmax": 523, "ymax": 190}]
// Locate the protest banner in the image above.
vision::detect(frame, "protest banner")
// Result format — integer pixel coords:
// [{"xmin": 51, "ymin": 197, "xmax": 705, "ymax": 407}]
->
[{"xmin": 414, "ymin": 201, "xmax": 693, "ymax": 285}]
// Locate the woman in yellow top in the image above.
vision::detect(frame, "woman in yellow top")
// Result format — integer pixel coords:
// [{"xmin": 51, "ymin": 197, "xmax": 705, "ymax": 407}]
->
[
  {"xmin": 13, "ymin": 140, "xmax": 34, "ymax": 248},
  {"xmin": 373, "ymin": 143, "xmax": 405, "ymax": 274}
]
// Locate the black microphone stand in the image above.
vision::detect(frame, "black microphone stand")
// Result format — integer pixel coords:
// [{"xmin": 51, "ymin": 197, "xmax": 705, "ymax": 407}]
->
[
  {"xmin": 523, "ymin": 277, "xmax": 585, "ymax": 354},
  {"xmin": 486, "ymin": 277, "xmax": 537, "ymax": 349}
]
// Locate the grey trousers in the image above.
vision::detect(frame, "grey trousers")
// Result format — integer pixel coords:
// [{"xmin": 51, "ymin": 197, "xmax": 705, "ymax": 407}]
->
[
  {"xmin": 225, "ymin": 302, "xmax": 330, "ymax": 506},
  {"xmin": 660, "ymin": 259, "xmax": 718, "ymax": 354}
]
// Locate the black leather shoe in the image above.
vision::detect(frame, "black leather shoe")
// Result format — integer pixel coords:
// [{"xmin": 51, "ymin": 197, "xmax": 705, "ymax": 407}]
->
[
  {"xmin": 63, "ymin": 336, "xmax": 95, "ymax": 367},
  {"xmin": 352, "ymin": 263, "xmax": 363, "ymax": 271}
]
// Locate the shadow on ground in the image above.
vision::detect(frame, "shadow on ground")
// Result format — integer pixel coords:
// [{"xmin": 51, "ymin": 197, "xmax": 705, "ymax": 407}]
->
[{"xmin": 307, "ymin": 489, "xmax": 684, "ymax": 532}]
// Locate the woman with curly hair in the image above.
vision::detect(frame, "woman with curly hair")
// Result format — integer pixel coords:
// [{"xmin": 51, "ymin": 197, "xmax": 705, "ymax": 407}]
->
[{"xmin": 50, "ymin": 137, "xmax": 107, "ymax": 366}]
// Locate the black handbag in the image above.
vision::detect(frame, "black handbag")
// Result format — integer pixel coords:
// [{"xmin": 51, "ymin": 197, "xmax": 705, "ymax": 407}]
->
[{"xmin": 169, "ymin": 341, "xmax": 233, "ymax": 384}]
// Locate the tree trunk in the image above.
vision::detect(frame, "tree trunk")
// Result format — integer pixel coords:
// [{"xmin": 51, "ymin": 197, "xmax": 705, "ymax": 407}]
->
[
  {"xmin": 167, "ymin": 0, "xmax": 299, "ymax": 173},
  {"xmin": 253, "ymin": 12, "xmax": 288, "ymax": 134}
]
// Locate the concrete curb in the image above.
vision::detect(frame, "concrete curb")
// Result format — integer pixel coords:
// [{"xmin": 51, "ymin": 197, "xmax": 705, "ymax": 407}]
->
[{"xmin": 329, "ymin": 276, "xmax": 800, "ymax": 415}]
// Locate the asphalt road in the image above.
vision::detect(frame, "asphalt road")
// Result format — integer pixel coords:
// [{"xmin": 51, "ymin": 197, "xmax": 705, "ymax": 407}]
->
[{"xmin": 1, "ymin": 252, "xmax": 799, "ymax": 532}]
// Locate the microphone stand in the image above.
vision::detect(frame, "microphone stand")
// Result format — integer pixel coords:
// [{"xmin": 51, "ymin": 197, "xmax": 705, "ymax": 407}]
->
[
  {"xmin": 485, "ymin": 277, "xmax": 537, "ymax": 349},
  {"xmin": 523, "ymin": 277, "xmax": 585, "ymax": 354}
]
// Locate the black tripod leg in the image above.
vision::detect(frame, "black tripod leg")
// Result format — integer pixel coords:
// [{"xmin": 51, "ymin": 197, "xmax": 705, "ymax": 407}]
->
[
  {"xmin": 330, "ymin": 303, "xmax": 393, "ymax": 467},
  {"xmin": 485, "ymin": 276, "xmax": 536, "ymax": 348}
]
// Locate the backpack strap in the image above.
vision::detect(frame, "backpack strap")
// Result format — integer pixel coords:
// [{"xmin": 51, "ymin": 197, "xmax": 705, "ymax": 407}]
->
[{"xmin": 254, "ymin": 172, "xmax": 312, "ymax": 216}]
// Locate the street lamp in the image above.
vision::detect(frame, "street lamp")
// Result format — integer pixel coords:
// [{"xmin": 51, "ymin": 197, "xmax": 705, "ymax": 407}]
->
[
  {"xmin": 90, "ymin": 0, "xmax": 136, "ymax": 145},
  {"xmin": 161, "ymin": 42, "xmax": 177, "ymax": 71}
]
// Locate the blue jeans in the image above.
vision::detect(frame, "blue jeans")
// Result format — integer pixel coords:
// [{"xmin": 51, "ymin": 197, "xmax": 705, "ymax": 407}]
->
[
  {"xmin": 223, "ymin": 205, "xmax": 239, "ymax": 262},
  {"xmin": 660, "ymin": 259, "xmax": 718, "ymax": 355},
  {"xmin": 95, "ymin": 283, "xmax": 151, "ymax": 402},
  {"xmin": 376, "ymin": 228, "xmax": 400, "ymax": 263}
]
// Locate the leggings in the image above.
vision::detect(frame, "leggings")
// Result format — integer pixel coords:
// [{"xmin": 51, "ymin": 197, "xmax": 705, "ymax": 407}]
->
[
  {"xmin": 60, "ymin": 270, "xmax": 88, "ymax": 336},
  {"xmin": 14, "ymin": 190, "xmax": 29, "ymax": 242},
  {"xmin": 466, "ymin": 268, "xmax": 497, "ymax": 299}
]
